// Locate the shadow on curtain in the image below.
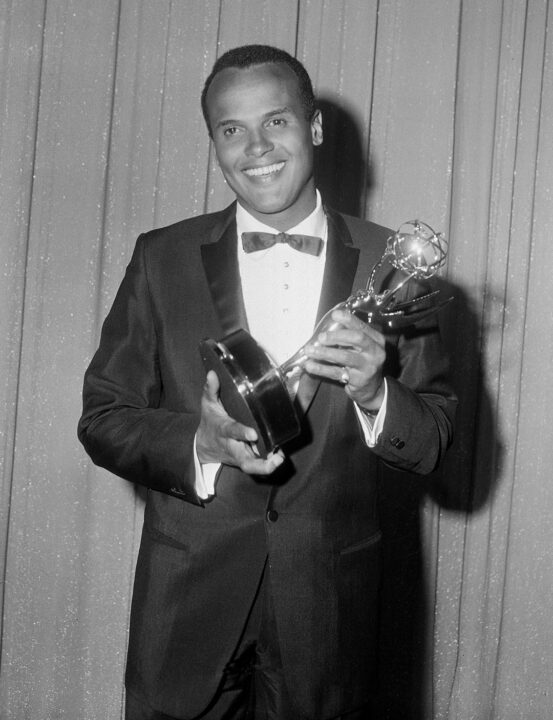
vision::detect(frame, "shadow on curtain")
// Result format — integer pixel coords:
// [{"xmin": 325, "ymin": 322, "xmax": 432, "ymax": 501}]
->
[{"xmin": 316, "ymin": 99, "xmax": 504, "ymax": 718}]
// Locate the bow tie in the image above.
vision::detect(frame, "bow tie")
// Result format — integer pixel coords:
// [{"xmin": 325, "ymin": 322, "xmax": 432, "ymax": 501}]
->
[{"xmin": 241, "ymin": 231, "xmax": 323, "ymax": 257}]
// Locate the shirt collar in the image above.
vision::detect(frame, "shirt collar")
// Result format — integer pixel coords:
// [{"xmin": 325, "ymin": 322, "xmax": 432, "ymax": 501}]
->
[{"xmin": 236, "ymin": 190, "xmax": 326, "ymax": 241}]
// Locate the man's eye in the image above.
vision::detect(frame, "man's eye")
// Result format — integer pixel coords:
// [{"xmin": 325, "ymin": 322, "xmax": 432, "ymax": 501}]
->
[
  {"xmin": 223, "ymin": 127, "xmax": 240, "ymax": 137},
  {"xmin": 267, "ymin": 118, "xmax": 286, "ymax": 128}
]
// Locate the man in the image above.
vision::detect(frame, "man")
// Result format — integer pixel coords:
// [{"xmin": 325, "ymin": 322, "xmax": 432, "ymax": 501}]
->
[{"xmin": 78, "ymin": 45, "xmax": 456, "ymax": 720}]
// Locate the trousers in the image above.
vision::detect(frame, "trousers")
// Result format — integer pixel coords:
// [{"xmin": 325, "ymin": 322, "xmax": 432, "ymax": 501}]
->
[{"xmin": 125, "ymin": 562, "xmax": 372, "ymax": 720}]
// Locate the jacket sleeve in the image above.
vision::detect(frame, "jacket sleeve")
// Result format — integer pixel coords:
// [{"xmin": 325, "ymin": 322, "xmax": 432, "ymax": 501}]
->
[
  {"xmin": 77, "ymin": 234, "xmax": 203, "ymax": 505},
  {"xmin": 370, "ymin": 281, "xmax": 457, "ymax": 475}
]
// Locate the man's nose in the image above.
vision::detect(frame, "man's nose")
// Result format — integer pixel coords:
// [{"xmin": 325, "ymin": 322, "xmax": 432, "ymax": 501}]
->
[{"xmin": 245, "ymin": 129, "xmax": 273, "ymax": 156}]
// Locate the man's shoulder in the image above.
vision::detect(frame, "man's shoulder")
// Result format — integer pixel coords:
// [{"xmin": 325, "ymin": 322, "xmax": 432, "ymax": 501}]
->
[
  {"xmin": 327, "ymin": 207, "xmax": 392, "ymax": 248},
  {"xmin": 139, "ymin": 204, "xmax": 235, "ymax": 247}
]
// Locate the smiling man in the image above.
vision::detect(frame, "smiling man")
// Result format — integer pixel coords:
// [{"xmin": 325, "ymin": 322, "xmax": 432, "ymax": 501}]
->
[
  {"xmin": 79, "ymin": 45, "xmax": 456, "ymax": 720},
  {"xmin": 204, "ymin": 60, "xmax": 322, "ymax": 228}
]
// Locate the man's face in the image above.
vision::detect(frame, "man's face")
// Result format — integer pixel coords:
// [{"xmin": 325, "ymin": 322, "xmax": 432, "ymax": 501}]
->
[{"xmin": 205, "ymin": 62, "xmax": 323, "ymax": 230}]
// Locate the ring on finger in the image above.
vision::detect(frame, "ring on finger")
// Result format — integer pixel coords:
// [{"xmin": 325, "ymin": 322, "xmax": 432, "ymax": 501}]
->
[{"xmin": 340, "ymin": 367, "xmax": 349, "ymax": 385}]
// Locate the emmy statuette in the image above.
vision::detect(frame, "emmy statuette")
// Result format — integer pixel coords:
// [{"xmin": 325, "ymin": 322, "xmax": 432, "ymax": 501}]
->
[{"xmin": 199, "ymin": 221, "xmax": 451, "ymax": 458}]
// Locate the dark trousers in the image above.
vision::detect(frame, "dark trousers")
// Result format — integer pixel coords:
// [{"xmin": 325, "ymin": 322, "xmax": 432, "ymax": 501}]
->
[{"xmin": 125, "ymin": 565, "xmax": 371, "ymax": 720}]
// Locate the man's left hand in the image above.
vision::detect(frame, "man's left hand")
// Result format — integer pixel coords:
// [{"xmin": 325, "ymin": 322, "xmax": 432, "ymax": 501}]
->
[{"xmin": 303, "ymin": 309, "xmax": 386, "ymax": 412}]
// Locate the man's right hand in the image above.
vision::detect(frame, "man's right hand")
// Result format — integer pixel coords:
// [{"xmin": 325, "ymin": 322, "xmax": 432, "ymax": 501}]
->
[{"xmin": 196, "ymin": 370, "xmax": 285, "ymax": 475}]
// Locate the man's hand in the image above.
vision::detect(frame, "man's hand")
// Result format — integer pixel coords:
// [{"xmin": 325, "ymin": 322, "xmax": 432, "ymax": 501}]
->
[
  {"xmin": 196, "ymin": 370, "xmax": 285, "ymax": 474},
  {"xmin": 303, "ymin": 309, "xmax": 386, "ymax": 412}
]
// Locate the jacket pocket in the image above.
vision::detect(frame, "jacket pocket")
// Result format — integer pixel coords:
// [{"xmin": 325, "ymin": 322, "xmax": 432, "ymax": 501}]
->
[
  {"xmin": 339, "ymin": 529, "xmax": 382, "ymax": 556},
  {"xmin": 144, "ymin": 521, "xmax": 191, "ymax": 551}
]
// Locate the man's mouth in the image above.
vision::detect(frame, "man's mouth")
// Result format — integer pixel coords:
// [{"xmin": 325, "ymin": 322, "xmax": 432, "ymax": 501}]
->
[{"xmin": 243, "ymin": 162, "xmax": 285, "ymax": 178}]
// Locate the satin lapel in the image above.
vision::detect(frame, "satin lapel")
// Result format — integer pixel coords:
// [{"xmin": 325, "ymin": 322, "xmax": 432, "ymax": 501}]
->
[
  {"xmin": 296, "ymin": 209, "xmax": 360, "ymax": 414},
  {"xmin": 200, "ymin": 204, "xmax": 249, "ymax": 336}
]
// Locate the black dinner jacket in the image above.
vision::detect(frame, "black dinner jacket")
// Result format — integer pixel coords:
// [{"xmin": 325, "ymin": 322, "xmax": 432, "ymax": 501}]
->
[{"xmin": 78, "ymin": 202, "xmax": 456, "ymax": 719}]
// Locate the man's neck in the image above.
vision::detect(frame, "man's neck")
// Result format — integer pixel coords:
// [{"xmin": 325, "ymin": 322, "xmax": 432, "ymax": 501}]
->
[{"xmin": 236, "ymin": 190, "xmax": 323, "ymax": 234}]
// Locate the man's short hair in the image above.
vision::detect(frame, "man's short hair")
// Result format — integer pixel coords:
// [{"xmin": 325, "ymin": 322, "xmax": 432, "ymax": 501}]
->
[{"xmin": 201, "ymin": 44, "xmax": 316, "ymax": 137}]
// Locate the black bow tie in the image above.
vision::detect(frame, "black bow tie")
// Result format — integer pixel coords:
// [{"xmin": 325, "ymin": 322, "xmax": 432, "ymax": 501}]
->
[{"xmin": 241, "ymin": 231, "xmax": 323, "ymax": 257}]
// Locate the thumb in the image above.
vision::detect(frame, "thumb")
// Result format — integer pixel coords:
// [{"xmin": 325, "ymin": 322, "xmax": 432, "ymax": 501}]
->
[{"xmin": 203, "ymin": 370, "xmax": 221, "ymax": 401}]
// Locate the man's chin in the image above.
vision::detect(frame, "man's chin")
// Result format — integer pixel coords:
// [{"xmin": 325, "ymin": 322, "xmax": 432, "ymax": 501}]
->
[
  {"xmin": 239, "ymin": 196, "xmax": 291, "ymax": 218},
  {"xmin": 236, "ymin": 185, "xmax": 316, "ymax": 225}
]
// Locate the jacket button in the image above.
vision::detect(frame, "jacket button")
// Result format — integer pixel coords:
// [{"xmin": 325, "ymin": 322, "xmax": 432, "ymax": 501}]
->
[
  {"xmin": 390, "ymin": 436, "xmax": 405, "ymax": 449},
  {"xmin": 267, "ymin": 510, "xmax": 279, "ymax": 522}
]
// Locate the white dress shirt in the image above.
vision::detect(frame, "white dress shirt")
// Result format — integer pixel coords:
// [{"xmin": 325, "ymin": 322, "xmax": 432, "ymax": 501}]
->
[
  {"xmin": 236, "ymin": 194, "xmax": 328, "ymax": 366},
  {"xmin": 194, "ymin": 191, "xmax": 387, "ymax": 498}
]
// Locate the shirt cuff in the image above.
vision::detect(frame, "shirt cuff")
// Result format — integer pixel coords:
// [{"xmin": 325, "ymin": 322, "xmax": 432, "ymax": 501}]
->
[
  {"xmin": 193, "ymin": 434, "xmax": 220, "ymax": 499},
  {"xmin": 354, "ymin": 379, "xmax": 388, "ymax": 447}
]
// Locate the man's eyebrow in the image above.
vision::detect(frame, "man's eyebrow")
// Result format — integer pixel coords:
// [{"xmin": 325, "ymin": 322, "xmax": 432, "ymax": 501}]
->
[
  {"xmin": 264, "ymin": 107, "xmax": 293, "ymax": 119},
  {"xmin": 215, "ymin": 118, "xmax": 241, "ymax": 130},
  {"xmin": 215, "ymin": 107, "xmax": 294, "ymax": 130}
]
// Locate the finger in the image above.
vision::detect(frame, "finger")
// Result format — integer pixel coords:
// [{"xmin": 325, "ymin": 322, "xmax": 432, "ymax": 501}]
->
[
  {"xmin": 303, "ymin": 358, "xmax": 351, "ymax": 384},
  {"xmin": 201, "ymin": 371, "xmax": 258, "ymax": 442},
  {"xmin": 319, "ymin": 324, "xmax": 383, "ymax": 350},
  {"xmin": 330, "ymin": 308, "xmax": 363, "ymax": 327},
  {"xmin": 203, "ymin": 369, "xmax": 220, "ymax": 400},
  {"xmin": 241, "ymin": 449, "xmax": 285, "ymax": 476},
  {"xmin": 328, "ymin": 309, "xmax": 385, "ymax": 342},
  {"xmin": 304, "ymin": 343, "xmax": 361, "ymax": 369},
  {"xmin": 222, "ymin": 417, "xmax": 259, "ymax": 444}
]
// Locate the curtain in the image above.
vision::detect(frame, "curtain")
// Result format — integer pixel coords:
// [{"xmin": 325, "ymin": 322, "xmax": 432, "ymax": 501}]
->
[{"xmin": 1, "ymin": 1, "xmax": 551, "ymax": 718}]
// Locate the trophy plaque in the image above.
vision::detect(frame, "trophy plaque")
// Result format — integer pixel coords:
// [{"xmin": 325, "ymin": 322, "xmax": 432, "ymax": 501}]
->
[{"xmin": 199, "ymin": 220, "xmax": 451, "ymax": 458}]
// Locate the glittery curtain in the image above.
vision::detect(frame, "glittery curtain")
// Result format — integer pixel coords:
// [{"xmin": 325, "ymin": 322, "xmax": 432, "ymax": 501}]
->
[{"xmin": 1, "ymin": 1, "xmax": 552, "ymax": 718}]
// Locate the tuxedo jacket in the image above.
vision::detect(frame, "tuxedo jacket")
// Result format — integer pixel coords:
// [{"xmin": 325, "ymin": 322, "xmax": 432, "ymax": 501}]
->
[{"xmin": 78, "ymin": 203, "xmax": 456, "ymax": 719}]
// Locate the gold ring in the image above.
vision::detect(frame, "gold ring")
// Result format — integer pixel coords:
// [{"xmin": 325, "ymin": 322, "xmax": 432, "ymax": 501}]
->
[{"xmin": 340, "ymin": 368, "xmax": 349, "ymax": 385}]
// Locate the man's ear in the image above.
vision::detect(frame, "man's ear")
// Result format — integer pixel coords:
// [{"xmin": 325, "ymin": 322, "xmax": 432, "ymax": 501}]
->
[
  {"xmin": 311, "ymin": 109, "xmax": 323, "ymax": 146},
  {"xmin": 210, "ymin": 142, "xmax": 220, "ymax": 167}
]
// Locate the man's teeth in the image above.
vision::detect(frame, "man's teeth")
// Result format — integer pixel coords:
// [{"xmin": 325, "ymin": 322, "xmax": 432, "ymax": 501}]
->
[{"xmin": 244, "ymin": 162, "xmax": 285, "ymax": 177}]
